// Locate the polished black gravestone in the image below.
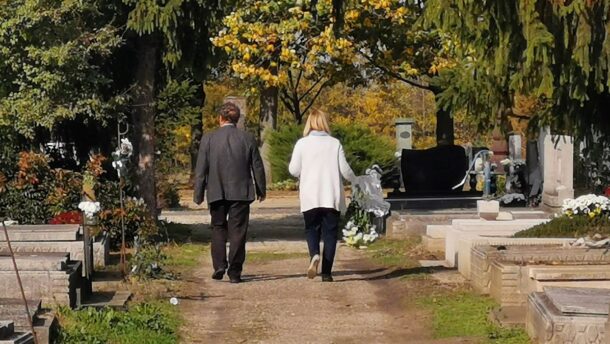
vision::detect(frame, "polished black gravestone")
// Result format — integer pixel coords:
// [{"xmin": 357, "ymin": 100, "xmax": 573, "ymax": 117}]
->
[{"xmin": 386, "ymin": 145, "xmax": 484, "ymax": 210}]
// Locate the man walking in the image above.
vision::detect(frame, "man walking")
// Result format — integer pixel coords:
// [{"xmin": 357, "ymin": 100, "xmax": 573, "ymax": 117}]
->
[{"xmin": 193, "ymin": 102, "xmax": 266, "ymax": 283}]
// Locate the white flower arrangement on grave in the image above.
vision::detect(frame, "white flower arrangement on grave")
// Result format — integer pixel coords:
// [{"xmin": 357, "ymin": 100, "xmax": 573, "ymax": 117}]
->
[
  {"xmin": 111, "ymin": 138, "xmax": 133, "ymax": 178},
  {"xmin": 342, "ymin": 166, "xmax": 390, "ymax": 248},
  {"xmin": 78, "ymin": 201, "xmax": 101, "ymax": 218},
  {"xmin": 562, "ymin": 194, "xmax": 610, "ymax": 218}
]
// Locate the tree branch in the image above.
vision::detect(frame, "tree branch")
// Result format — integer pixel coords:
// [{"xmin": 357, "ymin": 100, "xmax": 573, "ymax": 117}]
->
[
  {"xmin": 299, "ymin": 76, "xmax": 325, "ymax": 102},
  {"xmin": 295, "ymin": 55, "xmax": 307, "ymax": 91},
  {"xmin": 280, "ymin": 88, "xmax": 295, "ymax": 115},
  {"xmin": 287, "ymin": 69, "xmax": 296, "ymax": 92},
  {"xmin": 302, "ymin": 80, "xmax": 329, "ymax": 115},
  {"xmin": 358, "ymin": 51, "xmax": 430, "ymax": 90}
]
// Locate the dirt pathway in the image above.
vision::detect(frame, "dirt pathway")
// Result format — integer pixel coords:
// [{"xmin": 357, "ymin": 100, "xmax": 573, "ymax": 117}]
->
[
  {"xmin": 175, "ymin": 241, "xmax": 472, "ymax": 344},
  {"xmin": 164, "ymin": 202, "xmax": 474, "ymax": 344}
]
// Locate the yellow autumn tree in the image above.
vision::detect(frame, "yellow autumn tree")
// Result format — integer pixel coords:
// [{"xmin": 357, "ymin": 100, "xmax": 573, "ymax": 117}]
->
[{"xmin": 212, "ymin": 0, "xmax": 355, "ymax": 123}]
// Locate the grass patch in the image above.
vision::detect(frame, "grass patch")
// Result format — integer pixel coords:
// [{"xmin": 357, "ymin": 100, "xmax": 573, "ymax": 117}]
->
[
  {"xmin": 419, "ymin": 291, "xmax": 530, "ymax": 344},
  {"xmin": 56, "ymin": 301, "xmax": 180, "ymax": 344},
  {"xmin": 163, "ymin": 243, "xmax": 209, "ymax": 268},
  {"xmin": 247, "ymin": 251, "xmax": 309, "ymax": 264},
  {"xmin": 365, "ymin": 237, "xmax": 421, "ymax": 268}
]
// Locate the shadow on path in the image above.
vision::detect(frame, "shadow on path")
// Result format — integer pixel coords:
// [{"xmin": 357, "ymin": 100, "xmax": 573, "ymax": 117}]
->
[
  {"xmin": 166, "ymin": 212, "xmax": 307, "ymax": 244},
  {"xmin": 336, "ymin": 265, "xmax": 455, "ymax": 282}
]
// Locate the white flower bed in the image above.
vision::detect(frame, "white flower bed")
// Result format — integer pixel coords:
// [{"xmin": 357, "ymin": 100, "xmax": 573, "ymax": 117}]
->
[{"xmin": 562, "ymin": 194, "xmax": 610, "ymax": 217}]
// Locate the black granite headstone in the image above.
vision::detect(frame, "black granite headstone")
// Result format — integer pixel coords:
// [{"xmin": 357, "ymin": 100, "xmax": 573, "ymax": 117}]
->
[{"xmin": 401, "ymin": 145, "xmax": 469, "ymax": 194}]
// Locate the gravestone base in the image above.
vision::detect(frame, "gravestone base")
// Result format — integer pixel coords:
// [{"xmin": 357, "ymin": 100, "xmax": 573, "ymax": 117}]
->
[
  {"xmin": 444, "ymin": 218, "xmax": 550, "ymax": 268},
  {"xmin": 0, "ymin": 261, "xmax": 85, "ymax": 308},
  {"xmin": 470, "ymin": 245, "xmax": 609, "ymax": 295},
  {"xmin": 387, "ymin": 211, "xmax": 478, "ymax": 238},
  {"xmin": 527, "ymin": 288, "xmax": 609, "ymax": 344},
  {"xmin": 489, "ymin": 261, "xmax": 610, "ymax": 313},
  {"xmin": 543, "ymin": 188, "xmax": 575, "ymax": 209}
]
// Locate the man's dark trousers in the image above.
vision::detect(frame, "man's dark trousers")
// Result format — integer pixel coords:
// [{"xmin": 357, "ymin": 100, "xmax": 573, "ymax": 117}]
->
[{"xmin": 210, "ymin": 200, "xmax": 251, "ymax": 278}]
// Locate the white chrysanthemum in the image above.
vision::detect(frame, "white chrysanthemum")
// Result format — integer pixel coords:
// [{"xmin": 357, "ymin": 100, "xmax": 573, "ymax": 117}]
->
[{"xmin": 78, "ymin": 201, "xmax": 101, "ymax": 217}]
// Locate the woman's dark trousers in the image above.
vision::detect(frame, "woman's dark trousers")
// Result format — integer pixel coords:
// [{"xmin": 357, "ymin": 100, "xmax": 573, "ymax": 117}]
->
[{"xmin": 303, "ymin": 208, "xmax": 340, "ymax": 275}]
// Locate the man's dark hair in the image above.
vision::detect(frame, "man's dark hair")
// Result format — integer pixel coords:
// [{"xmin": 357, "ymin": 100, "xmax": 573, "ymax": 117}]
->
[{"xmin": 219, "ymin": 102, "xmax": 241, "ymax": 124}]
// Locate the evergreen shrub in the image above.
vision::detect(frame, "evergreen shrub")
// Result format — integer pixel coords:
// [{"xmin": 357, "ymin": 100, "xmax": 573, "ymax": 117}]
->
[{"xmin": 268, "ymin": 123, "xmax": 395, "ymax": 182}]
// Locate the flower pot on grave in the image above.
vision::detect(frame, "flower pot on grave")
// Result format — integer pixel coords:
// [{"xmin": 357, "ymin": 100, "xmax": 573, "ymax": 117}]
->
[
  {"xmin": 369, "ymin": 212, "xmax": 388, "ymax": 235},
  {"xmin": 84, "ymin": 214, "xmax": 98, "ymax": 226}
]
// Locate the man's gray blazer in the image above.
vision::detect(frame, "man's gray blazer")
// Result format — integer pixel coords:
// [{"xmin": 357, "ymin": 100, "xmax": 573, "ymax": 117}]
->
[{"xmin": 193, "ymin": 125, "xmax": 266, "ymax": 205}]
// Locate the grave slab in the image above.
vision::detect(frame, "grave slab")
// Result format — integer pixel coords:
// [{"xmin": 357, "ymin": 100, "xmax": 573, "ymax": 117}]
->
[
  {"xmin": 470, "ymin": 244, "xmax": 606, "ymax": 294},
  {"xmin": 0, "ymin": 225, "xmax": 80, "ymax": 242},
  {"xmin": 443, "ymin": 218, "xmax": 553, "ymax": 268},
  {"xmin": 489, "ymin": 261, "xmax": 610, "ymax": 311},
  {"xmin": 457, "ymin": 237, "xmax": 570, "ymax": 278},
  {"xmin": 445, "ymin": 219, "xmax": 560, "ymax": 270},
  {"xmin": 527, "ymin": 288, "xmax": 608, "ymax": 344},
  {"xmin": 0, "ymin": 261, "xmax": 85, "ymax": 308},
  {"xmin": 546, "ymin": 287, "xmax": 610, "ymax": 315},
  {"xmin": 0, "ymin": 253, "xmax": 69, "ymax": 271},
  {"xmin": 0, "ymin": 238, "xmax": 108, "ymax": 268}
]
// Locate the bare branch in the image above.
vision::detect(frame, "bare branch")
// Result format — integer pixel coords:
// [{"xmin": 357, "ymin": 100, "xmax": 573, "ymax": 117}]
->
[
  {"xmin": 302, "ymin": 80, "xmax": 329, "ymax": 115},
  {"xmin": 299, "ymin": 76, "xmax": 325, "ymax": 102}
]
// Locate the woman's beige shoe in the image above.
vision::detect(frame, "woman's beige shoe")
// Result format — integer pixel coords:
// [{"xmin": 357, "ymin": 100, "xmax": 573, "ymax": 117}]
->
[{"xmin": 307, "ymin": 254, "xmax": 320, "ymax": 279}]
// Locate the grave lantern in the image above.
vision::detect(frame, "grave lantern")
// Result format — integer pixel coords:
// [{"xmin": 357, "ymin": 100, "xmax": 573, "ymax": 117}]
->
[{"xmin": 395, "ymin": 118, "xmax": 415, "ymax": 151}]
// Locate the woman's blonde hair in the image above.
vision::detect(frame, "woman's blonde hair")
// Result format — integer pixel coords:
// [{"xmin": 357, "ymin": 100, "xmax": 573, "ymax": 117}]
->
[{"xmin": 303, "ymin": 109, "xmax": 331, "ymax": 137}]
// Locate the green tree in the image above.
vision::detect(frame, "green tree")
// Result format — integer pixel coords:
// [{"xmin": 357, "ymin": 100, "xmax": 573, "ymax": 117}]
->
[
  {"xmin": 115, "ymin": 0, "xmax": 231, "ymax": 216},
  {"xmin": 425, "ymin": 0, "xmax": 610, "ymax": 140},
  {"xmin": 0, "ymin": 0, "xmax": 124, "ymax": 137},
  {"xmin": 212, "ymin": 0, "xmax": 356, "ymax": 123}
]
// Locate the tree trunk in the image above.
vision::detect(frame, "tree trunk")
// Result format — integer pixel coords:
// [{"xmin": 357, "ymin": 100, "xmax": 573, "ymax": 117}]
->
[
  {"xmin": 260, "ymin": 85, "xmax": 278, "ymax": 183},
  {"xmin": 190, "ymin": 83, "xmax": 205, "ymax": 182},
  {"xmin": 435, "ymin": 95, "xmax": 454, "ymax": 146},
  {"xmin": 132, "ymin": 35, "xmax": 158, "ymax": 218}
]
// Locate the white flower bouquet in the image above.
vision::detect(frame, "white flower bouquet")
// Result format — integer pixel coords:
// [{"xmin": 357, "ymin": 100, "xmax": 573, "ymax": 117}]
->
[
  {"xmin": 78, "ymin": 201, "xmax": 101, "ymax": 217},
  {"xmin": 342, "ymin": 166, "xmax": 390, "ymax": 248},
  {"xmin": 562, "ymin": 194, "xmax": 610, "ymax": 218}
]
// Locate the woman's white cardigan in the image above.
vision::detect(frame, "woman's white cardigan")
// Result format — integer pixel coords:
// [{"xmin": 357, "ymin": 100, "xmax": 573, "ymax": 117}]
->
[{"xmin": 288, "ymin": 131, "xmax": 356, "ymax": 213}]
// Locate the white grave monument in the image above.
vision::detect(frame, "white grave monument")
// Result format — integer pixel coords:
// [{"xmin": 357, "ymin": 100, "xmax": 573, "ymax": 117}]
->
[{"xmin": 540, "ymin": 128, "xmax": 574, "ymax": 208}]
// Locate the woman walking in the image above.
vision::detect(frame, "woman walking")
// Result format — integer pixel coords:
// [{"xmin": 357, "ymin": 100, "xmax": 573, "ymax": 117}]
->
[{"xmin": 289, "ymin": 109, "xmax": 356, "ymax": 282}]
